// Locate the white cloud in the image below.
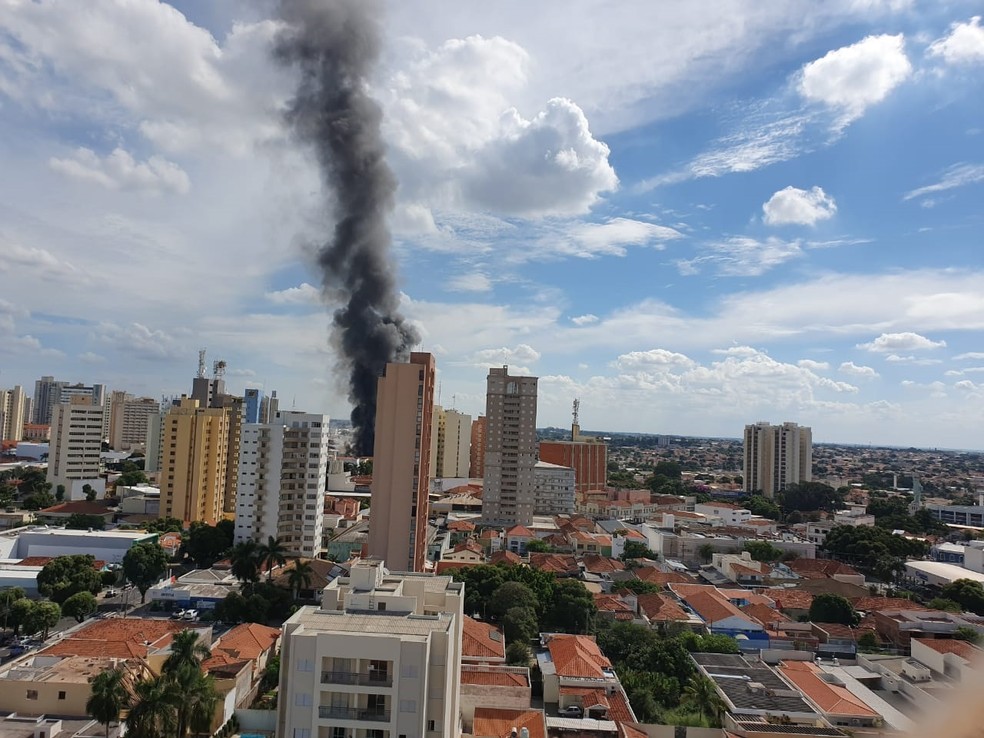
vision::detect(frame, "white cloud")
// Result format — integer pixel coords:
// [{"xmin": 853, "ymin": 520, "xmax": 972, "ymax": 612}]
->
[
  {"xmin": 839, "ymin": 361, "xmax": 880, "ymax": 378},
  {"xmin": 49, "ymin": 147, "xmax": 190, "ymax": 195},
  {"xmin": 470, "ymin": 343, "xmax": 542, "ymax": 370},
  {"xmin": 265, "ymin": 283, "xmax": 321, "ymax": 306},
  {"xmin": 762, "ymin": 186, "xmax": 837, "ymax": 226},
  {"xmin": 928, "ymin": 16, "xmax": 984, "ymax": 66},
  {"xmin": 903, "ymin": 163, "xmax": 984, "ymax": 202},
  {"xmin": 858, "ymin": 332, "xmax": 946, "ymax": 352},
  {"xmin": 549, "ymin": 217, "xmax": 682, "ymax": 259},
  {"xmin": 571, "ymin": 314, "xmax": 599, "ymax": 326},
  {"xmin": 95, "ymin": 321, "xmax": 184, "ymax": 361},
  {"xmin": 78, "ymin": 351, "xmax": 106, "ymax": 364},
  {"xmin": 447, "ymin": 273, "xmax": 493, "ymax": 293},
  {"xmin": 799, "ymin": 34, "xmax": 911, "ymax": 124},
  {"xmin": 679, "ymin": 237, "xmax": 802, "ymax": 276},
  {"xmin": 798, "ymin": 359, "xmax": 830, "ymax": 371},
  {"xmin": 884, "ymin": 354, "xmax": 942, "ymax": 365},
  {"xmin": 0, "ymin": 243, "xmax": 86, "ymax": 282},
  {"xmin": 954, "ymin": 352, "xmax": 984, "ymax": 361}
]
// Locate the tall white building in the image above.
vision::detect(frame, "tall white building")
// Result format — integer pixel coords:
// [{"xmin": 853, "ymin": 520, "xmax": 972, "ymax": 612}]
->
[
  {"xmin": 278, "ymin": 560, "xmax": 463, "ymax": 738},
  {"xmin": 533, "ymin": 461, "xmax": 576, "ymax": 516},
  {"xmin": 0, "ymin": 386, "xmax": 27, "ymax": 442},
  {"xmin": 236, "ymin": 411, "xmax": 330, "ymax": 558},
  {"xmin": 743, "ymin": 421, "xmax": 813, "ymax": 499},
  {"xmin": 482, "ymin": 366, "xmax": 538, "ymax": 527},
  {"xmin": 47, "ymin": 396, "xmax": 106, "ymax": 500},
  {"xmin": 32, "ymin": 376, "xmax": 105, "ymax": 426},
  {"xmin": 429, "ymin": 406, "xmax": 472, "ymax": 479}
]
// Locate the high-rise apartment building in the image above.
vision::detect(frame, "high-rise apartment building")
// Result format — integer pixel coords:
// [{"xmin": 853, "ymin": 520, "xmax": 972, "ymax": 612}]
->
[
  {"xmin": 0, "ymin": 386, "xmax": 27, "ymax": 442},
  {"xmin": 743, "ymin": 421, "xmax": 813, "ymax": 499},
  {"xmin": 260, "ymin": 390, "xmax": 280, "ymax": 424},
  {"xmin": 236, "ymin": 411, "xmax": 330, "ymax": 558},
  {"xmin": 481, "ymin": 366, "xmax": 538, "ymax": 527},
  {"xmin": 212, "ymin": 393, "xmax": 244, "ymax": 514},
  {"xmin": 243, "ymin": 388, "xmax": 264, "ymax": 424},
  {"xmin": 539, "ymin": 439, "xmax": 607, "ymax": 501},
  {"xmin": 277, "ymin": 560, "xmax": 463, "ymax": 738},
  {"xmin": 47, "ymin": 396, "xmax": 106, "ymax": 500},
  {"xmin": 429, "ymin": 406, "xmax": 471, "ymax": 479},
  {"xmin": 367, "ymin": 352, "xmax": 435, "ymax": 572},
  {"xmin": 469, "ymin": 416, "xmax": 486, "ymax": 478},
  {"xmin": 144, "ymin": 411, "xmax": 165, "ymax": 473},
  {"xmin": 108, "ymin": 394, "xmax": 160, "ymax": 451},
  {"xmin": 159, "ymin": 398, "xmax": 231, "ymax": 524},
  {"xmin": 32, "ymin": 376, "xmax": 59, "ymax": 425},
  {"xmin": 32, "ymin": 377, "xmax": 105, "ymax": 425},
  {"xmin": 533, "ymin": 461, "xmax": 576, "ymax": 515}
]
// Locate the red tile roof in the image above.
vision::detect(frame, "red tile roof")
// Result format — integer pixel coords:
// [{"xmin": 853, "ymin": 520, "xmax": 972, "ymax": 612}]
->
[
  {"xmin": 490, "ymin": 550, "xmax": 524, "ymax": 566},
  {"xmin": 506, "ymin": 525, "xmax": 535, "ymax": 538},
  {"xmin": 529, "ymin": 553, "xmax": 579, "ymax": 575},
  {"xmin": 779, "ymin": 660, "xmax": 879, "ymax": 717},
  {"xmin": 473, "ymin": 707, "xmax": 546, "ymax": 738},
  {"xmin": 636, "ymin": 593, "xmax": 692, "ymax": 623},
  {"xmin": 40, "ymin": 500, "xmax": 115, "ymax": 515},
  {"xmin": 581, "ymin": 554, "xmax": 625, "ymax": 574},
  {"xmin": 594, "ymin": 594, "xmax": 635, "ymax": 621},
  {"xmin": 850, "ymin": 597, "xmax": 926, "ymax": 612},
  {"xmin": 763, "ymin": 588, "xmax": 814, "ymax": 612},
  {"xmin": 635, "ymin": 567, "xmax": 697, "ymax": 586},
  {"xmin": 741, "ymin": 603, "xmax": 788, "ymax": 626},
  {"xmin": 460, "ymin": 665, "xmax": 529, "ymax": 687},
  {"xmin": 213, "ymin": 622, "xmax": 279, "ymax": 662},
  {"xmin": 42, "ymin": 619, "xmax": 194, "ymax": 659},
  {"xmin": 17, "ymin": 556, "xmax": 106, "ymax": 569},
  {"xmin": 435, "ymin": 560, "xmax": 480, "ymax": 575},
  {"xmin": 787, "ymin": 559, "xmax": 860, "ymax": 579},
  {"xmin": 912, "ymin": 637, "xmax": 984, "ymax": 660},
  {"xmin": 462, "ymin": 615, "xmax": 506, "ymax": 660},
  {"xmin": 559, "ymin": 685, "xmax": 636, "ymax": 723},
  {"xmin": 547, "ymin": 634, "xmax": 611, "ymax": 678},
  {"xmin": 448, "ymin": 520, "xmax": 477, "ymax": 532}
]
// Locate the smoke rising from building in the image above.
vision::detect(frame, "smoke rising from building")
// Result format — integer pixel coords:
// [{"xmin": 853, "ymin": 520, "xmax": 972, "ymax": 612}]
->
[{"xmin": 274, "ymin": 0, "xmax": 418, "ymax": 455}]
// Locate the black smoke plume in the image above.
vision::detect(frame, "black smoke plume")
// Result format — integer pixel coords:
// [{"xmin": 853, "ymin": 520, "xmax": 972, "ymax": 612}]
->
[{"xmin": 275, "ymin": 0, "xmax": 418, "ymax": 455}]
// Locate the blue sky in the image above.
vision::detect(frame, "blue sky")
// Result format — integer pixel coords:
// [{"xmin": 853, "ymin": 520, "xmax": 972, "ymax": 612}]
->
[{"xmin": 1, "ymin": 1, "xmax": 983, "ymax": 448}]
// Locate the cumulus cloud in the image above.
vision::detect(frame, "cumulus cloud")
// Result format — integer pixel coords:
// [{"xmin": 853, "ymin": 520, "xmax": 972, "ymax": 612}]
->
[
  {"xmin": 95, "ymin": 321, "xmax": 183, "ymax": 361},
  {"xmin": 571, "ymin": 314, "xmax": 599, "ymax": 326},
  {"xmin": 49, "ymin": 147, "xmax": 190, "ymax": 195},
  {"xmin": 798, "ymin": 359, "xmax": 830, "ymax": 371},
  {"xmin": 470, "ymin": 344, "xmax": 542, "ymax": 369},
  {"xmin": 858, "ymin": 332, "xmax": 946, "ymax": 352},
  {"xmin": 799, "ymin": 34, "xmax": 911, "ymax": 124},
  {"xmin": 547, "ymin": 217, "xmax": 682, "ymax": 259},
  {"xmin": 265, "ymin": 283, "xmax": 320, "ymax": 306},
  {"xmin": 903, "ymin": 162, "xmax": 984, "ymax": 202},
  {"xmin": 678, "ymin": 237, "xmax": 803, "ymax": 276},
  {"xmin": 928, "ymin": 16, "xmax": 984, "ymax": 66},
  {"xmin": 884, "ymin": 354, "xmax": 942, "ymax": 365},
  {"xmin": 839, "ymin": 361, "xmax": 880, "ymax": 378},
  {"xmin": 447, "ymin": 273, "xmax": 493, "ymax": 293},
  {"xmin": 762, "ymin": 186, "xmax": 837, "ymax": 226},
  {"xmin": 0, "ymin": 243, "xmax": 85, "ymax": 282},
  {"xmin": 954, "ymin": 352, "xmax": 984, "ymax": 361}
]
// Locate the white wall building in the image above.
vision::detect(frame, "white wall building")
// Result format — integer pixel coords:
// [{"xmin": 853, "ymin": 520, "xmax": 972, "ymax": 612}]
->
[
  {"xmin": 108, "ymin": 394, "xmax": 160, "ymax": 450},
  {"xmin": 743, "ymin": 421, "xmax": 812, "ymax": 499},
  {"xmin": 235, "ymin": 411, "xmax": 330, "ymax": 558},
  {"xmin": 278, "ymin": 560, "xmax": 463, "ymax": 738},
  {"xmin": 46, "ymin": 396, "xmax": 106, "ymax": 500},
  {"xmin": 0, "ymin": 526, "xmax": 156, "ymax": 563},
  {"xmin": 533, "ymin": 461, "xmax": 575, "ymax": 516},
  {"xmin": 695, "ymin": 502, "xmax": 752, "ymax": 526}
]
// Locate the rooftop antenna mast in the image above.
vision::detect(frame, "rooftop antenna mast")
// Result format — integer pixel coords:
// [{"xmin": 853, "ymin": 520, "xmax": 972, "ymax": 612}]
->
[
  {"xmin": 197, "ymin": 349, "xmax": 207, "ymax": 379},
  {"xmin": 572, "ymin": 398, "xmax": 580, "ymax": 441}
]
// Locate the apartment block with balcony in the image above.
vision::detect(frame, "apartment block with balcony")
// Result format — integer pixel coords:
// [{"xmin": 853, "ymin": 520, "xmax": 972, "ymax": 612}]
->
[
  {"xmin": 46, "ymin": 396, "xmax": 106, "ymax": 500},
  {"xmin": 278, "ymin": 560, "xmax": 464, "ymax": 738}
]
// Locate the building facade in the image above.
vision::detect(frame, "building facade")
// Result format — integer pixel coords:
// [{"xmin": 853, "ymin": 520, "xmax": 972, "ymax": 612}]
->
[
  {"xmin": 108, "ymin": 394, "xmax": 160, "ymax": 450},
  {"xmin": 277, "ymin": 560, "xmax": 463, "ymax": 738},
  {"xmin": 429, "ymin": 406, "xmax": 472, "ymax": 479},
  {"xmin": 159, "ymin": 398, "xmax": 231, "ymax": 524},
  {"xmin": 538, "ymin": 439, "xmax": 607, "ymax": 501},
  {"xmin": 236, "ymin": 411, "xmax": 331, "ymax": 558},
  {"xmin": 46, "ymin": 396, "xmax": 106, "ymax": 500},
  {"xmin": 482, "ymin": 367, "xmax": 538, "ymax": 527},
  {"xmin": 0, "ymin": 385, "xmax": 27, "ymax": 442},
  {"xmin": 469, "ymin": 416, "xmax": 486, "ymax": 478},
  {"xmin": 368, "ymin": 352, "xmax": 436, "ymax": 572},
  {"xmin": 743, "ymin": 421, "xmax": 812, "ymax": 498},
  {"xmin": 32, "ymin": 376, "xmax": 105, "ymax": 426},
  {"xmin": 533, "ymin": 461, "xmax": 576, "ymax": 516},
  {"xmin": 244, "ymin": 388, "xmax": 264, "ymax": 424}
]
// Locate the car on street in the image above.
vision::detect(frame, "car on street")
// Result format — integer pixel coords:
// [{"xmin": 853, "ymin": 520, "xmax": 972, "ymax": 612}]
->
[
  {"xmin": 171, "ymin": 609, "xmax": 186, "ymax": 619},
  {"xmin": 104, "ymin": 589, "xmax": 118, "ymax": 598},
  {"xmin": 558, "ymin": 706, "xmax": 584, "ymax": 718},
  {"xmin": 182, "ymin": 609, "xmax": 199, "ymax": 620}
]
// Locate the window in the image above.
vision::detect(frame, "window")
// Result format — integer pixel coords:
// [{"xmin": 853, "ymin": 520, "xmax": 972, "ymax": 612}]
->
[
  {"xmin": 293, "ymin": 730, "xmax": 311, "ymax": 738},
  {"xmin": 399, "ymin": 699, "xmax": 417, "ymax": 713},
  {"xmin": 377, "ymin": 601, "xmax": 386, "ymax": 611},
  {"xmin": 296, "ymin": 658, "xmax": 314, "ymax": 672},
  {"xmin": 26, "ymin": 690, "xmax": 38, "ymax": 700},
  {"xmin": 331, "ymin": 729, "xmax": 346, "ymax": 738},
  {"xmin": 428, "ymin": 720, "xmax": 436, "ymax": 731},
  {"xmin": 58, "ymin": 691, "xmax": 66, "ymax": 700},
  {"xmin": 294, "ymin": 692, "xmax": 312, "ymax": 707}
]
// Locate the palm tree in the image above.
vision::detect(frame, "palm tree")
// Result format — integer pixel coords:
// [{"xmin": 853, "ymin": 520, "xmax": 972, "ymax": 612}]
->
[
  {"xmin": 162, "ymin": 629, "xmax": 211, "ymax": 676},
  {"xmin": 257, "ymin": 536, "xmax": 288, "ymax": 581},
  {"xmin": 87, "ymin": 668, "xmax": 131, "ymax": 738},
  {"xmin": 183, "ymin": 669, "xmax": 220, "ymax": 737},
  {"xmin": 682, "ymin": 676, "xmax": 726, "ymax": 725},
  {"xmin": 287, "ymin": 559, "xmax": 315, "ymax": 600},
  {"xmin": 698, "ymin": 544, "xmax": 714, "ymax": 564},
  {"xmin": 125, "ymin": 676, "xmax": 180, "ymax": 738},
  {"xmin": 229, "ymin": 539, "xmax": 260, "ymax": 590}
]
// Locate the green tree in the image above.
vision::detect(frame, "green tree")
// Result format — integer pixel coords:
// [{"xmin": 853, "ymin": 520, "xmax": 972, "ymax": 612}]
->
[
  {"xmin": 524, "ymin": 538, "xmax": 552, "ymax": 553},
  {"xmin": 229, "ymin": 539, "xmax": 261, "ymax": 590},
  {"xmin": 117, "ymin": 469, "xmax": 150, "ymax": 488},
  {"xmin": 62, "ymin": 591, "xmax": 98, "ymax": 622},
  {"xmin": 502, "ymin": 606, "xmax": 539, "ymax": 643},
  {"xmin": 809, "ymin": 593, "xmax": 857, "ymax": 625},
  {"xmin": 743, "ymin": 541, "xmax": 783, "ymax": 563},
  {"xmin": 63, "ymin": 513, "xmax": 107, "ymax": 531},
  {"xmin": 781, "ymin": 481, "xmax": 842, "ymax": 513},
  {"xmin": 25, "ymin": 600, "xmax": 61, "ymax": 639},
  {"xmin": 680, "ymin": 632, "xmax": 740, "ymax": 654},
  {"xmin": 955, "ymin": 626, "xmax": 982, "ymax": 645},
  {"xmin": 125, "ymin": 676, "xmax": 180, "ymax": 738},
  {"xmin": 682, "ymin": 676, "xmax": 726, "ymax": 726},
  {"xmin": 163, "ymin": 629, "xmax": 210, "ymax": 676},
  {"xmin": 698, "ymin": 544, "xmax": 714, "ymax": 564},
  {"xmin": 941, "ymin": 579, "xmax": 984, "ymax": 616},
  {"xmin": 83, "ymin": 483, "xmax": 97, "ymax": 502},
  {"xmin": 928, "ymin": 597, "xmax": 963, "ymax": 613},
  {"xmin": 653, "ymin": 461, "xmax": 682, "ymax": 479},
  {"xmin": 490, "ymin": 581, "xmax": 539, "ymax": 619},
  {"xmin": 621, "ymin": 540, "xmax": 658, "ymax": 561},
  {"xmin": 857, "ymin": 631, "xmax": 879, "ymax": 652},
  {"xmin": 257, "ymin": 536, "xmax": 288, "ymax": 581},
  {"xmin": 184, "ymin": 521, "xmax": 232, "ymax": 568},
  {"xmin": 10, "ymin": 598, "xmax": 35, "ymax": 636},
  {"xmin": 161, "ymin": 629, "xmax": 217, "ymax": 737},
  {"xmin": 123, "ymin": 542, "xmax": 169, "ymax": 603},
  {"xmin": 87, "ymin": 667, "xmax": 131, "ymax": 738},
  {"xmin": 547, "ymin": 578, "xmax": 596, "ymax": 633},
  {"xmin": 505, "ymin": 641, "xmax": 532, "ymax": 666},
  {"xmin": 37, "ymin": 554, "xmax": 103, "ymax": 604},
  {"xmin": 0, "ymin": 587, "xmax": 25, "ymax": 631},
  {"xmin": 144, "ymin": 517, "xmax": 185, "ymax": 534},
  {"xmin": 55, "ymin": 484, "xmax": 66, "ymax": 502},
  {"xmin": 744, "ymin": 495, "xmax": 780, "ymax": 520},
  {"xmin": 286, "ymin": 560, "xmax": 315, "ymax": 600}
]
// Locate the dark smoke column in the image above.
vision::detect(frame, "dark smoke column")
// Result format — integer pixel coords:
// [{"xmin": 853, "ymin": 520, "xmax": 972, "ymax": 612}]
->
[{"xmin": 275, "ymin": 0, "xmax": 419, "ymax": 455}]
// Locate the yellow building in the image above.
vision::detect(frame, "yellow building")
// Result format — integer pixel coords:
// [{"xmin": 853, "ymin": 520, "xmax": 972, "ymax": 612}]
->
[{"xmin": 160, "ymin": 398, "xmax": 231, "ymax": 524}]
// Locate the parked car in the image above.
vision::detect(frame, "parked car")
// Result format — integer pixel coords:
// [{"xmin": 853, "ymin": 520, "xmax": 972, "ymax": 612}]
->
[
  {"xmin": 182, "ymin": 609, "xmax": 199, "ymax": 621},
  {"xmin": 171, "ymin": 609, "xmax": 186, "ymax": 619},
  {"xmin": 104, "ymin": 589, "xmax": 118, "ymax": 598},
  {"xmin": 558, "ymin": 706, "xmax": 583, "ymax": 719}
]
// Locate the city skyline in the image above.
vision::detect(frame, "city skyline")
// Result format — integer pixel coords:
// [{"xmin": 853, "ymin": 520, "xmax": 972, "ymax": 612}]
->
[{"xmin": 1, "ymin": 2, "xmax": 983, "ymax": 449}]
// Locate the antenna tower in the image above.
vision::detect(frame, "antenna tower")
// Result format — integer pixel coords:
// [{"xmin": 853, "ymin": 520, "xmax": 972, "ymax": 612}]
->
[
  {"xmin": 213, "ymin": 360, "xmax": 227, "ymax": 379},
  {"xmin": 197, "ymin": 349, "xmax": 207, "ymax": 379}
]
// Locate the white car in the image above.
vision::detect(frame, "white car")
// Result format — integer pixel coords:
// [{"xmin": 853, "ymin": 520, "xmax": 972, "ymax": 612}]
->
[{"xmin": 182, "ymin": 609, "xmax": 199, "ymax": 621}]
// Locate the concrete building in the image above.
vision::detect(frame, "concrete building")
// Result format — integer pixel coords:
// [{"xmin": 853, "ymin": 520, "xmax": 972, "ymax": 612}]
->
[
  {"xmin": 539, "ymin": 439, "xmax": 607, "ymax": 501},
  {"xmin": 212, "ymin": 393, "xmax": 244, "ymax": 514},
  {"xmin": 482, "ymin": 367, "xmax": 538, "ymax": 527},
  {"xmin": 533, "ymin": 461, "xmax": 575, "ymax": 516},
  {"xmin": 469, "ymin": 416, "xmax": 486, "ymax": 478},
  {"xmin": 244, "ymin": 388, "xmax": 264, "ymax": 423},
  {"xmin": 429, "ymin": 406, "xmax": 472, "ymax": 479},
  {"xmin": 277, "ymin": 560, "xmax": 463, "ymax": 738},
  {"xmin": 108, "ymin": 394, "xmax": 160, "ymax": 450},
  {"xmin": 0, "ymin": 386, "xmax": 27, "ymax": 442},
  {"xmin": 236, "ymin": 411, "xmax": 331, "ymax": 558},
  {"xmin": 695, "ymin": 501, "xmax": 752, "ymax": 526},
  {"xmin": 46, "ymin": 396, "xmax": 106, "ymax": 500},
  {"xmin": 144, "ymin": 410, "xmax": 165, "ymax": 473},
  {"xmin": 368, "ymin": 352, "xmax": 436, "ymax": 572},
  {"xmin": 159, "ymin": 397, "xmax": 231, "ymax": 524},
  {"xmin": 0, "ymin": 525, "xmax": 157, "ymax": 563},
  {"xmin": 260, "ymin": 390, "xmax": 280, "ymax": 424},
  {"xmin": 32, "ymin": 376, "xmax": 105, "ymax": 426},
  {"xmin": 743, "ymin": 421, "xmax": 812, "ymax": 498}
]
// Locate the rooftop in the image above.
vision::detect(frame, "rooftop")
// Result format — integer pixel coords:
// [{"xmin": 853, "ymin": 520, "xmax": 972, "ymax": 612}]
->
[
  {"xmin": 473, "ymin": 707, "xmax": 546, "ymax": 738},
  {"xmin": 912, "ymin": 636, "xmax": 984, "ymax": 660},
  {"xmin": 460, "ymin": 664, "xmax": 529, "ymax": 687},
  {"xmin": 462, "ymin": 615, "xmax": 506, "ymax": 660},
  {"xmin": 692, "ymin": 653, "xmax": 817, "ymax": 715},
  {"xmin": 41, "ymin": 618, "xmax": 199, "ymax": 659},
  {"xmin": 545, "ymin": 634, "xmax": 613, "ymax": 679},
  {"xmin": 778, "ymin": 660, "xmax": 879, "ymax": 718},
  {"xmin": 212, "ymin": 622, "xmax": 279, "ymax": 662},
  {"xmin": 288, "ymin": 606, "xmax": 455, "ymax": 638}
]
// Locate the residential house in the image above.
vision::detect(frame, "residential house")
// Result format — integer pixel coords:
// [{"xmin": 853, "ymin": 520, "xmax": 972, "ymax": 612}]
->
[
  {"xmin": 460, "ymin": 666, "xmax": 531, "ymax": 732},
  {"xmin": 473, "ymin": 707, "xmax": 546, "ymax": 738},
  {"xmin": 636, "ymin": 593, "xmax": 702, "ymax": 632},
  {"xmin": 668, "ymin": 584, "xmax": 767, "ymax": 643},
  {"xmin": 910, "ymin": 637, "xmax": 983, "ymax": 681},
  {"xmin": 505, "ymin": 525, "xmax": 536, "ymax": 554},
  {"xmin": 777, "ymin": 660, "xmax": 882, "ymax": 730},
  {"xmin": 528, "ymin": 553, "xmax": 580, "ymax": 577},
  {"xmin": 462, "ymin": 616, "xmax": 506, "ymax": 664}
]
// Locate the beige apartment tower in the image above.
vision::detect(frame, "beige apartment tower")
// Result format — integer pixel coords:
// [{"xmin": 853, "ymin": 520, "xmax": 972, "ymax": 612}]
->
[
  {"xmin": 743, "ymin": 421, "xmax": 813, "ymax": 499},
  {"xmin": 0, "ymin": 386, "xmax": 27, "ymax": 443},
  {"xmin": 481, "ymin": 366, "xmax": 538, "ymax": 527},
  {"xmin": 47, "ymin": 396, "xmax": 106, "ymax": 500},
  {"xmin": 108, "ymin": 394, "xmax": 160, "ymax": 450},
  {"xmin": 429, "ymin": 405, "xmax": 472, "ymax": 479},
  {"xmin": 159, "ymin": 397, "xmax": 231, "ymax": 524},
  {"xmin": 469, "ymin": 416, "xmax": 486, "ymax": 478},
  {"xmin": 368, "ymin": 352, "xmax": 436, "ymax": 572}
]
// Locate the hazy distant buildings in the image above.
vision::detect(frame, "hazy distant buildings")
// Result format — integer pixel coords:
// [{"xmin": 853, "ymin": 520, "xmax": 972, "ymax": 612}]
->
[
  {"xmin": 32, "ymin": 376, "xmax": 105, "ymax": 425},
  {"xmin": 244, "ymin": 388, "xmax": 263, "ymax": 424},
  {"xmin": 469, "ymin": 416, "xmax": 486, "ymax": 478},
  {"xmin": 481, "ymin": 366, "xmax": 538, "ymax": 527},
  {"xmin": 47, "ymin": 396, "xmax": 105, "ymax": 500},
  {"xmin": 159, "ymin": 398, "xmax": 231, "ymax": 524},
  {"xmin": 429, "ymin": 405, "xmax": 471, "ymax": 478},
  {"xmin": 0, "ymin": 386, "xmax": 27, "ymax": 442},
  {"xmin": 108, "ymin": 394, "xmax": 160, "ymax": 450},
  {"xmin": 743, "ymin": 421, "xmax": 813, "ymax": 499},
  {"xmin": 236, "ymin": 411, "xmax": 330, "ymax": 558},
  {"xmin": 368, "ymin": 352, "xmax": 436, "ymax": 572}
]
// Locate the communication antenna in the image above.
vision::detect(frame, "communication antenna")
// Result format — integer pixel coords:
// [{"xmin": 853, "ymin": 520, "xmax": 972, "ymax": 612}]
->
[
  {"xmin": 212, "ymin": 360, "xmax": 227, "ymax": 379},
  {"xmin": 197, "ymin": 349, "xmax": 207, "ymax": 379},
  {"xmin": 572, "ymin": 398, "xmax": 580, "ymax": 427}
]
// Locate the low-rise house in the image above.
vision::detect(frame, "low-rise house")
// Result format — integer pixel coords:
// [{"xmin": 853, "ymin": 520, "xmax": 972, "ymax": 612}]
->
[
  {"xmin": 762, "ymin": 588, "xmax": 814, "ymax": 619},
  {"xmin": 634, "ymin": 566, "xmax": 698, "ymax": 586},
  {"xmin": 872, "ymin": 608, "xmax": 984, "ymax": 648},
  {"xmin": 776, "ymin": 660, "xmax": 882, "ymax": 730},
  {"xmin": 786, "ymin": 559, "xmax": 864, "ymax": 586},
  {"xmin": 669, "ymin": 584, "xmax": 767, "ymax": 643},
  {"xmin": 593, "ymin": 593, "xmax": 637, "ymax": 623},
  {"xmin": 473, "ymin": 706, "xmax": 546, "ymax": 738},
  {"xmin": 537, "ymin": 633, "xmax": 636, "ymax": 723},
  {"xmin": 462, "ymin": 616, "xmax": 506, "ymax": 664},
  {"xmin": 581, "ymin": 553, "xmax": 625, "ymax": 577},
  {"xmin": 711, "ymin": 552, "xmax": 770, "ymax": 586},
  {"xmin": 505, "ymin": 525, "xmax": 536, "ymax": 555},
  {"xmin": 529, "ymin": 552, "xmax": 580, "ymax": 577},
  {"xmin": 489, "ymin": 550, "xmax": 523, "ymax": 566},
  {"xmin": 441, "ymin": 540, "xmax": 486, "ymax": 565},
  {"xmin": 695, "ymin": 502, "xmax": 752, "ymax": 527},
  {"xmin": 459, "ymin": 665, "xmax": 531, "ymax": 731},
  {"xmin": 910, "ymin": 637, "xmax": 983, "ymax": 680},
  {"xmin": 636, "ymin": 593, "xmax": 702, "ymax": 631}
]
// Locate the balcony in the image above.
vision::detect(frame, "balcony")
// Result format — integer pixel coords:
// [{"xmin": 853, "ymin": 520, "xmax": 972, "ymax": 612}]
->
[
  {"xmin": 318, "ymin": 705, "xmax": 390, "ymax": 722},
  {"xmin": 321, "ymin": 670, "xmax": 393, "ymax": 687}
]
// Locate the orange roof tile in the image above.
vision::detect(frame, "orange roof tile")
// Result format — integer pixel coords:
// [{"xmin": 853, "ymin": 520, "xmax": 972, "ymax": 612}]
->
[
  {"xmin": 448, "ymin": 520, "xmax": 477, "ymax": 532},
  {"xmin": 850, "ymin": 597, "xmax": 926, "ymax": 612},
  {"xmin": 474, "ymin": 708, "xmax": 546, "ymax": 738},
  {"xmin": 460, "ymin": 665, "xmax": 529, "ymax": 687},
  {"xmin": 581, "ymin": 554, "xmax": 625, "ymax": 574},
  {"xmin": 529, "ymin": 553, "xmax": 579, "ymax": 575},
  {"xmin": 506, "ymin": 525, "xmax": 535, "ymax": 538},
  {"xmin": 435, "ymin": 560, "xmax": 480, "ymax": 575},
  {"xmin": 912, "ymin": 637, "xmax": 984, "ymax": 660},
  {"xmin": 779, "ymin": 660, "xmax": 879, "ymax": 717},
  {"xmin": 560, "ymin": 685, "xmax": 636, "ymax": 723},
  {"xmin": 635, "ymin": 568, "xmax": 697, "ymax": 586},
  {"xmin": 763, "ymin": 588, "xmax": 814, "ymax": 611},
  {"xmin": 636, "ymin": 593, "xmax": 692, "ymax": 623},
  {"xmin": 741, "ymin": 602, "xmax": 788, "ymax": 626},
  {"xmin": 594, "ymin": 594, "xmax": 635, "ymax": 621},
  {"xmin": 547, "ymin": 634, "xmax": 611, "ymax": 678},
  {"xmin": 620, "ymin": 723, "xmax": 650, "ymax": 738},
  {"xmin": 462, "ymin": 615, "xmax": 506, "ymax": 660},
  {"xmin": 42, "ymin": 619, "xmax": 194, "ymax": 659},
  {"xmin": 213, "ymin": 622, "xmax": 280, "ymax": 662},
  {"xmin": 787, "ymin": 559, "xmax": 860, "ymax": 578},
  {"xmin": 490, "ymin": 550, "xmax": 524, "ymax": 566}
]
